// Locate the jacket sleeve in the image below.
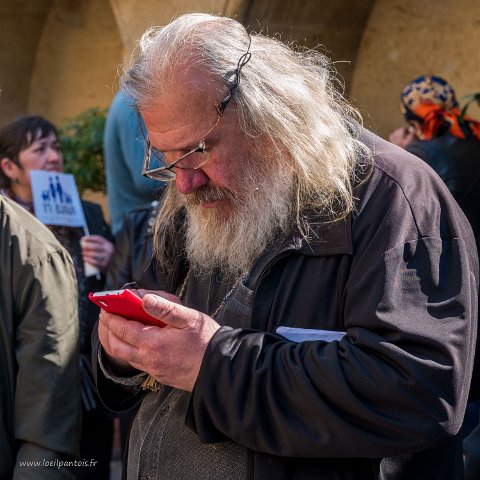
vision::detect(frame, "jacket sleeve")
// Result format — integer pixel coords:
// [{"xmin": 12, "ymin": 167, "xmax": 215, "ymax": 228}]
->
[
  {"xmin": 13, "ymin": 248, "xmax": 81, "ymax": 479},
  {"xmin": 186, "ymin": 173, "xmax": 478, "ymax": 458},
  {"xmin": 91, "ymin": 322, "xmax": 146, "ymax": 413}
]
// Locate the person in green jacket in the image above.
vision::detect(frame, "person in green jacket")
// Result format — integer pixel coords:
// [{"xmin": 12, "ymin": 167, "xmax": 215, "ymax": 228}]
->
[
  {"xmin": 0, "ymin": 115, "xmax": 115, "ymax": 479},
  {"xmin": 0, "ymin": 195, "xmax": 80, "ymax": 479}
]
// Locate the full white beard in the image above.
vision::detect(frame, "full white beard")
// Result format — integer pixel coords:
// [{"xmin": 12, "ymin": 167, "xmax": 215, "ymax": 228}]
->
[{"xmin": 183, "ymin": 166, "xmax": 294, "ymax": 278}]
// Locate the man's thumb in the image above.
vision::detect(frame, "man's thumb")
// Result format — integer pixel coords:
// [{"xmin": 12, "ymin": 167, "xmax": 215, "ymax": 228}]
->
[{"xmin": 142, "ymin": 294, "xmax": 187, "ymax": 328}]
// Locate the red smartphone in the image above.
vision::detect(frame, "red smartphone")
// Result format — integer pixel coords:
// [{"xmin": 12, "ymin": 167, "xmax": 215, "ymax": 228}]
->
[{"xmin": 88, "ymin": 289, "xmax": 166, "ymax": 327}]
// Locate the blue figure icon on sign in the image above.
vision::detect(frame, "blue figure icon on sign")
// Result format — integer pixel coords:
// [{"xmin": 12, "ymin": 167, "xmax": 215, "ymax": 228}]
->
[
  {"xmin": 31, "ymin": 170, "xmax": 85, "ymax": 228},
  {"xmin": 49, "ymin": 176, "xmax": 57, "ymax": 201},
  {"xmin": 55, "ymin": 176, "xmax": 65, "ymax": 203}
]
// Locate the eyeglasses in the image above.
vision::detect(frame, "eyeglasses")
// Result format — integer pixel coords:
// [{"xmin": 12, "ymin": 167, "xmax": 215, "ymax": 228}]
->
[
  {"xmin": 141, "ymin": 39, "xmax": 252, "ymax": 182},
  {"xmin": 142, "ymin": 103, "xmax": 222, "ymax": 182}
]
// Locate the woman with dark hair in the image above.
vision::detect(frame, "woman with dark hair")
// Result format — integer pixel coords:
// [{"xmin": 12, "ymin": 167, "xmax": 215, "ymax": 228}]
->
[{"xmin": 0, "ymin": 115, "xmax": 116, "ymax": 480}]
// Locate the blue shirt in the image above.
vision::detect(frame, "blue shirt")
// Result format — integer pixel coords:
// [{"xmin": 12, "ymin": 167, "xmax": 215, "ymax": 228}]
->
[{"xmin": 103, "ymin": 91, "xmax": 162, "ymax": 234}]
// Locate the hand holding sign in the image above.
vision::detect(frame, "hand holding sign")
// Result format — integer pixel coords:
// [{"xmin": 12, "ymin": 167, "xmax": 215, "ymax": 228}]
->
[
  {"xmin": 81, "ymin": 235, "xmax": 114, "ymax": 273},
  {"xmin": 30, "ymin": 170, "xmax": 104, "ymax": 278}
]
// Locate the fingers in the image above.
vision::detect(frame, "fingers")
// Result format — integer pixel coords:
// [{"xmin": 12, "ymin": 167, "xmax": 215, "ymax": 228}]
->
[
  {"xmin": 98, "ymin": 299, "xmax": 221, "ymax": 391},
  {"xmin": 136, "ymin": 289, "xmax": 182, "ymax": 304},
  {"xmin": 99, "ymin": 309, "xmax": 172, "ymax": 377},
  {"xmin": 142, "ymin": 294, "xmax": 199, "ymax": 329},
  {"xmin": 81, "ymin": 236, "xmax": 114, "ymax": 272},
  {"xmin": 99, "ymin": 310, "xmax": 164, "ymax": 365},
  {"xmin": 98, "ymin": 311, "xmax": 139, "ymax": 371},
  {"xmin": 103, "ymin": 311, "xmax": 150, "ymax": 345},
  {"xmin": 83, "ymin": 252, "xmax": 106, "ymax": 266},
  {"xmin": 81, "ymin": 234, "xmax": 108, "ymax": 245}
]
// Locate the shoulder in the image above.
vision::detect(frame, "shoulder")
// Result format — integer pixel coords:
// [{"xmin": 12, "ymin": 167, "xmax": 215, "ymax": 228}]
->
[
  {"xmin": 127, "ymin": 200, "xmax": 160, "ymax": 218},
  {"xmin": 121, "ymin": 200, "xmax": 160, "ymax": 234},
  {"xmin": 106, "ymin": 92, "xmax": 138, "ymax": 128},
  {"xmin": 109, "ymin": 91, "xmax": 134, "ymax": 113},
  {"xmin": 356, "ymin": 129, "xmax": 471, "ymax": 241},
  {"xmin": 0, "ymin": 195, "xmax": 70, "ymax": 263},
  {"xmin": 406, "ymin": 134, "xmax": 452, "ymax": 162},
  {"xmin": 409, "ymin": 131, "xmax": 480, "ymax": 168}
]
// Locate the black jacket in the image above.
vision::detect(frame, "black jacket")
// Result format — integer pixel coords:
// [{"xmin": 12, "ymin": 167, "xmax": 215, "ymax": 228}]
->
[
  {"xmin": 105, "ymin": 200, "xmax": 161, "ymax": 291},
  {"xmin": 93, "ymin": 129, "xmax": 478, "ymax": 480},
  {"xmin": 79, "ymin": 200, "xmax": 113, "ymax": 353},
  {"xmin": 407, "ymin": 128, "xmax": 480, "ymax": 399},
  {"xmin": 407, "ymin": 128, "xmax": 480, "ymax": 247}
]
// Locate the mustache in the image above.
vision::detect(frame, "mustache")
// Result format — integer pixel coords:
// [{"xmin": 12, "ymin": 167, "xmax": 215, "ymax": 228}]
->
[{"xmin": 184, "ymin": 185, "xmax": 238, "ymax": 206}]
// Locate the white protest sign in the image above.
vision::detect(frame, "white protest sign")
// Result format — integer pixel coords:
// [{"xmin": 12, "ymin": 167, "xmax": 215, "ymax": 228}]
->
[{"xmin": 30, "ymin": 170, "xmax": 87, "ymax": 227}]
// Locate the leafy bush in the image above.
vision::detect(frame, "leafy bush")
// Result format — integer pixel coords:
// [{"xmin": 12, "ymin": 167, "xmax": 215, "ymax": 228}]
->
[
  {"xmin": 460, "ymin": 92, "xmax": 480, "ymax": 122},
  {"xmin": 58, "ymin": 107, "xmax": 107, "ymax": 194}
]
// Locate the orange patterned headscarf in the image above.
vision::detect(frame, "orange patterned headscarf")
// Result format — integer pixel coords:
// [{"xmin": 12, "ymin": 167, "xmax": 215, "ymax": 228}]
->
[{"xmin": 400, "ymin": 75, "xmax": 480, "ymax": 141}]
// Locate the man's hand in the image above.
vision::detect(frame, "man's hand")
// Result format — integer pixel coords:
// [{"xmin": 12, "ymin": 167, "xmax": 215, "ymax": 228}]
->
[
  {"xmin": 388, "ymin": 126, "xmax": 416, "ymax": 149},
  {"xmin": 98, "ymin": 292, "xmax": 221, "ymax": 391}
]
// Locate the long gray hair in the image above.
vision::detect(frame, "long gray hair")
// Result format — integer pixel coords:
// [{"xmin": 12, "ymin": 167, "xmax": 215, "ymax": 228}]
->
[{"xmin": 121, "ymin": 13, "xmax": 372, "ymax": 268}]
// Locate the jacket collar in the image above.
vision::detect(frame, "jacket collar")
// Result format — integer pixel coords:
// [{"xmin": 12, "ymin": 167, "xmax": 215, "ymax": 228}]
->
[
  {"xmin": 172, "ymin": 207, "xmax": 353, "ymax": 289},
  {"xmin": 244, "ymin": 213, "xmax": 352, "ymax": 291}
]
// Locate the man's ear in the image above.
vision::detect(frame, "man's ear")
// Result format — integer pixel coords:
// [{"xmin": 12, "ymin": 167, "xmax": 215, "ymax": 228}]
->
[{"xmin": 0, "ymin": 157, "xmax": 18, "ymax": 180}]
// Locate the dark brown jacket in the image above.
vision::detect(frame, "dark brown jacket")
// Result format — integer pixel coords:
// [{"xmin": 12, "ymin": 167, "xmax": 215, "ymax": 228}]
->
[
  {"xmin": 407, "ymin": 128, "xmax": 480, "ymax": 399},
  {"xmin": 94, "ymin": 129, "xmax": 478, "ymax": 479}
]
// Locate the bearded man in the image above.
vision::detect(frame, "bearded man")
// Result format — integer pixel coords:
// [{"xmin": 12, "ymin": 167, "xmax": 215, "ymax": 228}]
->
[{"xmin": 93, "ymin": 13, "xmax": 478, "ymax": 480}]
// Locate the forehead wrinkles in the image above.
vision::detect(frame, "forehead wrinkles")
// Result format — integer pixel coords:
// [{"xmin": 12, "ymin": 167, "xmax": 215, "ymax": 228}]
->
[{"xmin": 144, "ymin": 60, "xmax": 226, "ymax": 128}]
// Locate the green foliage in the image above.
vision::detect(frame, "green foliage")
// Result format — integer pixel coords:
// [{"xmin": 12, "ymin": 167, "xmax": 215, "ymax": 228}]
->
[
  {"xmin": 459, "ymin": 92, "xmax": 480, "ymax": 123},
  {"xmin": 58, "ymin": 107, "xmax": 107, "ymax": 195}
]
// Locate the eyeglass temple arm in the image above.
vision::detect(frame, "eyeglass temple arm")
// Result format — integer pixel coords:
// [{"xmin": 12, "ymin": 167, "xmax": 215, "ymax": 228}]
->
[{"xmin": 217, "ymin": 36, "xmax": 252, "ymax": 115}]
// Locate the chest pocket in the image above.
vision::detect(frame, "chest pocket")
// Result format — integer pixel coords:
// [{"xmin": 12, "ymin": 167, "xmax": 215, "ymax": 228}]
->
[
  {"xmin": 251, "ymin": 253, "xmax": 349, "ymax": 334},
  {"xmin": 214, "ymin": 280, "xmax": 254, "ymax": 330}
]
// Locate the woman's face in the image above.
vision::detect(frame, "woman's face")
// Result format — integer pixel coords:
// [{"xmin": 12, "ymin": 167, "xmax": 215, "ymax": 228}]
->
[
  {"xmin": 18, "ymin": 131, "xmax": 64, "ymax": 193},
  {"xmin": 18, "ymin": 131, "xmax": 64, "ymax": 177},
  {"xmin": 1, "ymin": 130, "xmax": 64, "ymax": 202}
]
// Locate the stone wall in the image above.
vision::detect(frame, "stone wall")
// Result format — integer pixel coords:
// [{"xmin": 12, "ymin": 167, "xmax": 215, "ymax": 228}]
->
[
  {"xmin": 27, "ymin": 0, "xmax": 123, "ymax": 125},
  {"xmin": 1, "ymin": 0, "xmax": 478, "ymax": 139},
  {"xmin": 0, "ymin": 0, "xmax": 376, "ymax": 127},
  {"xmin": 351, "ymin": 0, "xmax": 480, "ymax": 138},
  {"xmin": 0, "ymin": 0, "xmax": 53, "ymax": 125}
]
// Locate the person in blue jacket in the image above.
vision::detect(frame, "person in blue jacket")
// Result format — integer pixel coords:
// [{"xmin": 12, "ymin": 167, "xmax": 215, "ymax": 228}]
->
[{"xmin": 103, "ymin": 91, "xmax": 161, "ymax": 234}]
